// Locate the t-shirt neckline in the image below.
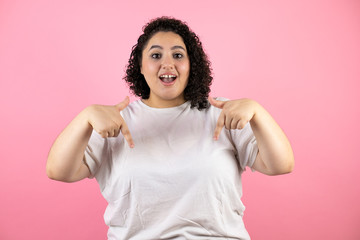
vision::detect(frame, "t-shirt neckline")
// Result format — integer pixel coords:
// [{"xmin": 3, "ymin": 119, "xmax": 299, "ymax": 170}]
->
[{"xmin": 138, "ymin": 99, "xmax": 191, "ymax": 112}]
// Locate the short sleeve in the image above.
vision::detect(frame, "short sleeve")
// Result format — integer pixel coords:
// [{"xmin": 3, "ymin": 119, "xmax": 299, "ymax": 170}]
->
[
  {"xmin": 84, "ymin": 130, "xmax": 110, "ymax": 178},
  {"xmin": 230, "ymin": 123, "xmax": 259, "ymax": 171}
]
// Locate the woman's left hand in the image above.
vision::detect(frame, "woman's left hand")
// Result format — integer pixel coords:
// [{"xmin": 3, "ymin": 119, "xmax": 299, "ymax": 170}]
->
[
  {"xmin": 208, "ymin": 97, "xmax": 260, "ymax": 140},
  {"xmin": 209, "ymin": 96, "xmax": 294, "ymax": 175}
]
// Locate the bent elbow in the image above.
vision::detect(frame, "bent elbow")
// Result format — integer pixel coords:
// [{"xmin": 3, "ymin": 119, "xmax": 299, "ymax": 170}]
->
[
  {"xmin": 46, "ymin": 164, "xmax": 60, "ymax": 181},
  {"xmin": 286, "ymin": 155, "xmax": 295, "ymax": 173},
  {"xmin": 46, "ymin": 161, "xmax": 70, "ymax": 182},
  {"xmin": 287, "ymin": 159, "xmax": 295, "ymax": 173},
  {"xmin": 275, "ymin": 166, "xmax": 293, "ymax": 175},
  {"xmin": 271, "ymin": 157, "xmax": 295, "ymax": 176}
]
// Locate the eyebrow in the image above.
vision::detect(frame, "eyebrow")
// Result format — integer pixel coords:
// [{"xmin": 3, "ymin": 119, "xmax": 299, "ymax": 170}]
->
[{"xmin": 148, "ymin": 45, "xmax": 186, "ymax": 51}]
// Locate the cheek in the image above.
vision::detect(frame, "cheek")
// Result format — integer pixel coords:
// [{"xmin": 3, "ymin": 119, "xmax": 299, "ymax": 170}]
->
[
  {"xmin": 178, "ymin": 61, "xmax": 190, "ymax": 75},
  {"xmin": 142, "ymin": 60, "xmax": 158, "ymax": 75}
]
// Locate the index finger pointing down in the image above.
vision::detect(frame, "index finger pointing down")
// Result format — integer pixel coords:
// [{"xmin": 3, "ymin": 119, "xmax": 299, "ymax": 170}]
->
[
  {"xmin": 214, "ymin": 111, "xmax": 225, "ymax": 140},
  {"xmin": 120, "ymin": 121, "xmax": 134, "ymax": 148}
]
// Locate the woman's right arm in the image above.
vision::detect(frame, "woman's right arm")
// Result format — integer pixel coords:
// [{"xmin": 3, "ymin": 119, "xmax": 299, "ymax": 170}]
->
[{"xmin": 46, "ymin": 97, "xmax": 134, "ymax": 182}]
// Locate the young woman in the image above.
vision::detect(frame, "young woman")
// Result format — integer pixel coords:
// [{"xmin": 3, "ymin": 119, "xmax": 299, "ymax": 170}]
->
[{"xmin": 47, "ymin": 17, "xmax": 294, "ymax": 240}]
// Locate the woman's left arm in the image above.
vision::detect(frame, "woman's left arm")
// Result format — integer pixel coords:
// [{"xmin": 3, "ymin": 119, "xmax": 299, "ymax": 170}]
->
[{"xmin": 209, "ymin": 97, "xmax": 294, "ymax": 176}]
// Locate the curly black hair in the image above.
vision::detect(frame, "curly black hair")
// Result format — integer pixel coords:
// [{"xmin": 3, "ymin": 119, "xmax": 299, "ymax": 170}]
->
[{"xmin": 124, "ymin": 16, "xmax": 213, "ymax": 110}]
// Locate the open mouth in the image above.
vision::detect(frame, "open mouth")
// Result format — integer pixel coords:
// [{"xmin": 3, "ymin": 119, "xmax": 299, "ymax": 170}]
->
[{"xmin": 159, "ymin": 74, "xmax": 177, "ymax": 83}]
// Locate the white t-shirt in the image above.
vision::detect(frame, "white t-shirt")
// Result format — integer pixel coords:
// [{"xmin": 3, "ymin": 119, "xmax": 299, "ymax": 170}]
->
[{"xmin": 85, "ymin": 99, "xmax": 258, "ymax": 240}]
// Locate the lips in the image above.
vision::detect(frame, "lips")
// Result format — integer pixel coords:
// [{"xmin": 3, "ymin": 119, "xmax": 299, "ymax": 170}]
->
[{"xmin": 159, "ymin": 74, "xmax": 177, "ymax": 83}]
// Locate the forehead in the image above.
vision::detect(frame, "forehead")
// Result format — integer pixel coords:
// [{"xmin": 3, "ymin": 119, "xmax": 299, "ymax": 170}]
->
[{"xmin": 144, "ymin": 31, "xmax": 186, "ymax": 50}]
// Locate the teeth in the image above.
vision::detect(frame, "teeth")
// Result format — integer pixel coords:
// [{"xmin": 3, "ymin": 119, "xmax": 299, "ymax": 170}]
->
[
  {"xmin": 160, "ymin": 74, "xmax": 176, "ymax": 78},
  {"xmin": 159, "ymin": 74, "xmax": 176, "ymax": 83}
]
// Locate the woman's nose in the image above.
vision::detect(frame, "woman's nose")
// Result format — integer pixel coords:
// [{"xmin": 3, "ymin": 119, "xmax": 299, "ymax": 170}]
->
[{"xmin": 161, "ymin": 55, "xmax": 174, "ymax": 69}]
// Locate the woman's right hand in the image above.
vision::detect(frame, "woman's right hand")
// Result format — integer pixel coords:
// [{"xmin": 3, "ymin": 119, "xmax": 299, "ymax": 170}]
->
[{"xmin": 86, "ymin": 96, "xmax": 134, "ymax": 148}]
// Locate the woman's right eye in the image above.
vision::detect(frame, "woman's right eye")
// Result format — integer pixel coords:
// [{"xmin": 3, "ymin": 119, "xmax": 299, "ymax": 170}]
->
[{"xmin": 151, "ymin": 53, "xmax": 161, "ymax": 59}]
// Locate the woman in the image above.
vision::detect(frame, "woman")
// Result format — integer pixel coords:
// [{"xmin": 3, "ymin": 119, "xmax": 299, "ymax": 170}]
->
[{"xmin": 47, "ymin": 17, "xmax": 294, "ymax": 240}]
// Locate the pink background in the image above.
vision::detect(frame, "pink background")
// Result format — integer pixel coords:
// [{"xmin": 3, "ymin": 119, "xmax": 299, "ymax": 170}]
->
[{"xmin": 1, "ymin": 0, "xmax": 359, "ymax": 239}]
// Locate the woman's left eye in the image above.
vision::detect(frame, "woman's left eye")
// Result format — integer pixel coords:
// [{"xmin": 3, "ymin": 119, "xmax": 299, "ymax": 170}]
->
[{"xmin": 173, "ymin": 53, "xmax": 183, "ymax": 59}]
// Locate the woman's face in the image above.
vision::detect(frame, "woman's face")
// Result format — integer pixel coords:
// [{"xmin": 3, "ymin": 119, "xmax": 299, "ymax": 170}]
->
[{"xmin": 141, "ymin": 31, "xmax": 190, "ymax": 108}]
